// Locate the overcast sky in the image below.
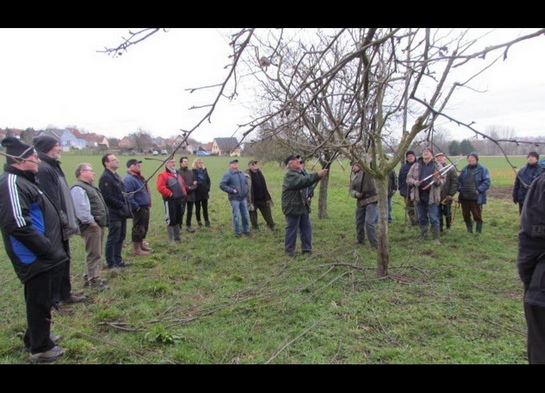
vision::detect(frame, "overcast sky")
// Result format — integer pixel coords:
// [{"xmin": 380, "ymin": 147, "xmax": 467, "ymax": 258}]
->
[{"xmin": 0, "ymin": 28, "xmax": 544, "ymax": 144}]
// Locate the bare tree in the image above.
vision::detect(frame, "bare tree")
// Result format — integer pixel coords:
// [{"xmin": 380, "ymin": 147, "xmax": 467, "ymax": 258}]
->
[
  {"xmin": 103, "ymin": 27, "xmax": 545, "ymax": 277},
  {"xmin": 128, "ymin": 128, "xmax": 153, "ymax": 153}
]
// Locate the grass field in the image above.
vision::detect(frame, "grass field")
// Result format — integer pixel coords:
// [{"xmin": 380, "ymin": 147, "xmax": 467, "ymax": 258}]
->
[{"xmin": 0, "ymin": 152, "xmax": 533, "ymax": 364}]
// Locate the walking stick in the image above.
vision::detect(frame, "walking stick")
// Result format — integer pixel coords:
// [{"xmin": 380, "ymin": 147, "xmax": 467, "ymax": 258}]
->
[{"xmin": 452, "ymin": 201, "xmax": 459, "ymax": 225}]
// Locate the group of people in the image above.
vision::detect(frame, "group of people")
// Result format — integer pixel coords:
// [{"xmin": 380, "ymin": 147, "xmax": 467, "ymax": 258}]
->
[{"xmin": 1, "ymin": 133, "xmax": 544, "ymax": 364}]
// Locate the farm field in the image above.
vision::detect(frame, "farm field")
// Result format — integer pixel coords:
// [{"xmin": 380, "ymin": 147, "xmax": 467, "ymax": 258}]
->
[{"xmin": 0, "ymin": 152, "xmax": 533, "ymax": 364}]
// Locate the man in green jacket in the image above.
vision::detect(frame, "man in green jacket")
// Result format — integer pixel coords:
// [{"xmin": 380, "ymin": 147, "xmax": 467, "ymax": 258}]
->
[{"xmin": 281, "ymin": 155, "xmax": 328, "ymax": 257}]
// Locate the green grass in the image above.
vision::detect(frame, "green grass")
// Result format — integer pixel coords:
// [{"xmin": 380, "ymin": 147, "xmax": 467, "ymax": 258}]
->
[{"xmin": 0, "ymin": 153, "xmax": 528, "ymax": 364}]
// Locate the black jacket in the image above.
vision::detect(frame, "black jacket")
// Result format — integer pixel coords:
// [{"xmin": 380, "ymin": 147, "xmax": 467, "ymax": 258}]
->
[
  {"xmin": 0, "ymin": 165, "xmax": 68, "ymax": 283},
  {"xmin": 98, "ymin": 168, "xmax": 132, "ymax": 221}
]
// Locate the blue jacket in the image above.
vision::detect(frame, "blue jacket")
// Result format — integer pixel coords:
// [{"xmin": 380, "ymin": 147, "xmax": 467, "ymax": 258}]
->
[
  {"xmin": 123, "ymin": 171, "xmax": 152, "ymax": 211},
  {"xmin": 513, "ymin": 163, "xmax": 542, "ymax": 204},
  {"xmin": 219, "ymin": 169, "xmax": 249, "ymax": 201},
  {"xmin": 457, "ymin": 163, "xmax": 491, "ymax": 205},
  {"xmin": 398, "ymin": 160, "xmax": 415, "ymax": 197}
]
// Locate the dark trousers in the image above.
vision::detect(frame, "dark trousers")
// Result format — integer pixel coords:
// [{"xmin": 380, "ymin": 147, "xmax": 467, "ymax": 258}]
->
[
  {"xmin": 439, "ymin": 201, "xmax": 453, "ymax": 230},
  {"xmin": 131, "ymin": 206, "xmax": 150, "ymax": 242},
  {"xmin": 284, "ymin": 214, "xmax": 312, "ymax": 253},
  {"xmin": 194, "ymin": 199, "xmax": 209, "ymax": 223},
  {"xmin": 164, "ymin": 198, "xmax": 185, "ymax": 227},
  {"xmin": 524, "ymin": 301, "xmax": 545, "ymax": 364},
  {"xmin": 52, "ymin": 241, "xmax": 72, "ymax": 305},
  {"xmin": 250, "ymin": 200, "xmax": 275, "ymax": 229},
  {"xmin": 23, "ymin": 265, "xmax": 61, "ymax": 354},
  {"xmin": 460, "ymin": 198, "xmax": 483, "ymax": 224},
  {"xmin": 183, "ymin": 201, "xmax": 194, "ymax": 227},
  {"xmin": 105, "ymin": 219, "xmax": 127, "ymax": 266}
]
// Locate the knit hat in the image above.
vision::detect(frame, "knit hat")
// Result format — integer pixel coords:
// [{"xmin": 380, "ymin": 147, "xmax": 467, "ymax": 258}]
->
[
  {"xmin": 2, "ymin": 137, "xmax": 36, "ymax": 165},
  {"xmin": 528, "ymin": 151, "xmax": 539, "ymax": 160},
  {"xmin": 467, "ymin": 151, "xmax": 479, "ymax": 161},
  {"xmin": 406, "ymin": 150, "xmax": 415, "ymax": 158},
  {"xmin": 32, "ymin": 135, "xmax": 59, "ymax": 153}
]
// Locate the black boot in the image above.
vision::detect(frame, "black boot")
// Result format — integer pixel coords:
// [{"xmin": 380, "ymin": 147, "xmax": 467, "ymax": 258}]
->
[
  {"xmin": 465, "ymin": 221, "xmax": 473, "ymax": 233},
  {"xmin": 476, "ymin": 222, "xmax": 483, "ymax": 234},
  {"xmin": 418, "ymin": 225, "xmax": 428, "ymax": 241},
  {"xmin": 445, "ymin": 216, "xmax": 452, "ymax": 231}
]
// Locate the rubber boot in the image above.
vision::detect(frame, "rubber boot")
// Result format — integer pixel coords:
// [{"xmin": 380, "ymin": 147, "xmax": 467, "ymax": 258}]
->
[
  {"xmin": 418, "ymin": 225, "xmax": 428, "ymax": 241},
  {"xmin": 432, "ymin": 226, "xmax": 441, "ymax": 245},
  {"xmin": 445, "ymin": 216, "xmax": 452, "ymax": 231},
  {"xmin": 173, "ymin": 225, "xmax": 181, "ymax": 242},
  {"xmin": 476, "ymin": 222, "xmax": 483, "ymax": 234},
  {"xmin": 167, "ymin": 226, "xmax": 175, "ymax": 244},
  {"xmin": 133, "ymin": 242, "xmax": 150, "ymax": 256},
  {"xmin": 466, "ymin": 220, "xmax": 474, "ymax": 233}
]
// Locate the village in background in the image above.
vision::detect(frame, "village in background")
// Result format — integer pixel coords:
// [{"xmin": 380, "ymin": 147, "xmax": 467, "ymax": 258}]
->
[{"xmin": 0, "ymin": 127, "xmax": 244, "ymax": 157}]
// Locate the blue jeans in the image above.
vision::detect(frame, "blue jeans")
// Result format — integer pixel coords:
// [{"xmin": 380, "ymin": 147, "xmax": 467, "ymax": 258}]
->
[
  {"xmin": 285, "ymin": 214, "xmax": 312, "ymax": 253},
  {"xmin": 230, "ymin": 198, "xmax": 250, "ymax": 235},
  {"xmin": 105, "ymin": 219, "xmax": 127, "ymax": 266},
  {"xmin": 416, "ymin": 193, "xmax": 440, "ymax": 227}
]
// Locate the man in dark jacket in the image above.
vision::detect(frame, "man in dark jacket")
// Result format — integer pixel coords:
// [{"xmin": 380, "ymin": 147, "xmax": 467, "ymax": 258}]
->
[
  {"xmin": 281, "ymin": 155, "xmax": 328, "ymax": 257},
  {"xmin": 245, "ymin": 160, "xmax": 275, "ymax": 231},
  {"xmin": 99, "ymin": 153, "xmax": 132, "ymax": 269},
  {"xmin": 179, "ymin": 156, "xmax": 198, "ymax": 233},
  {"xmin": 0, "ymin": 137, "xmax": 67, "ymax": 363},
  {"xmin": 398, "ymin": 150, "xmax": 418, "ymax": 226},
  {"xmin": 33, "ymin": 134, "xmax": 85, "ymax": 310},
  {"xmin": 350, "ymin": 159, "xmax": 378, "ymax": 248},
  {"xmin": 518, "ymin": 170, "xmax": 545, "ymax": 363},
  {"xmin": 457, "ymin": 151, "xmax": 491, "ymax": 234},
  {"xmin": 513, "ymin": 151, "xmax": 542, "ymax": 215}
]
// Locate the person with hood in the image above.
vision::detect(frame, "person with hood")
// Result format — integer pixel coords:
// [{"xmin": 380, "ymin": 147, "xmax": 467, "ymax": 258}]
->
[
  {"xmin": 517, "ymin": 168, "xmax": 545, "ymax": 363},
  {"xmin": 123, "ymin": 159, "xmax": 152, "ymax": 255},
  {"xmin": 406, "ymin": 147, "xmax": 445, "ymax": 244},
  {"xmin": 32, "ymin": 134, "xmax": 85, "ymax": 311},
  {"xmin": 191, "ymin": 157, "xmax": 212, "ymax": 228},
  {"xmin": 457, "ymin": 151, "xmax": 491, "ymax": 234},
  {"xmin": 398, "ymin": 150, "xmax": 418, "ymax": 226},
  {"xmin": 0, "ymin": 137, "xmax": 67, "ymax": 363},
  {"xmin": 156, "ymin": 158, "xmax": 187, "ymax": 244},
  {"xmin": 513, "ymin": 151, "xmax": 542, "ymax": 215}
]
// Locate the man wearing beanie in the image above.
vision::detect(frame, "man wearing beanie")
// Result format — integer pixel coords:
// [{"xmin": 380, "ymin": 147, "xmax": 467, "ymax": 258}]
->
[
  {"xmin": 398, "ymin": 149, "xmax": 418, "ymax": 226},
  {"xmin": 457, "ymin": 151, "xmax": 491, "ymax": 234},
  {"xmin": 0, "ymin": 137, "xmax": 67, "ymax": 362},
  {"xmin": 33, "ymin": 135, "xmax": 85, "ymax": 310},
  {"xmin": 513, "ymin": 152, "xmax": 543, "ymax": 214}
]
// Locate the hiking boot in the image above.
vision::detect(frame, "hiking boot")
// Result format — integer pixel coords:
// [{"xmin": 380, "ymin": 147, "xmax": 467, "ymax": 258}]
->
[
  {"xmin": 197, "ymin": 221, "xmax": 203, "ymax": 228},
  {"xmin": 116, "ymin": 260, "xmax": 131, "ymax": 268},
  {"xmin": 25, "ymin": 335, "xmax": 62, "ymax": 352},
  {"xmin": 205, "ymin": 221, "xmax": 211, "ymax": 227},
  {"xmin": 62, "ymin": 294, "xmax": 86, "ymax": 304},
  {"xmin": 186, "ymin": 227, "xmax": 196, "ymax": 233},
  {"xmin": 29, "ymin": 345, "xmax": 65, "ymax": 364}
]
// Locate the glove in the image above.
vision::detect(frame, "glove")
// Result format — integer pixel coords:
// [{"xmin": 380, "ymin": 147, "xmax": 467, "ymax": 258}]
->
[{"xmin": 355, "ymin": 192, "xmax": 363, "ymax": 198}]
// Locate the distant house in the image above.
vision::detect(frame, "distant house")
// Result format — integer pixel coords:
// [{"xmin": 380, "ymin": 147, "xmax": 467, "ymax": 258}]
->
[{"xmin": 212, "ymin": 137, "xmax": 241, "ymax": 156}]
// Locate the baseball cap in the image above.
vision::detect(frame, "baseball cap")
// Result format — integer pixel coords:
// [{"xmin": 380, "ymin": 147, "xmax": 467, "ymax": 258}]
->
[
  {"xmin": 229, "ymin": 159, "xmax": 239, "ymax": 164},
  {"xmin": 126, "ymin": 159, "xmax": 142, "ymax": 168}
]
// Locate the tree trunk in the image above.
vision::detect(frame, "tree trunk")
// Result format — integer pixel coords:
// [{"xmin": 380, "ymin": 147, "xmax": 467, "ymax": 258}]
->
[{"xmin": 375, "ymin": 176, "xmax": 390, "ymax": 278}]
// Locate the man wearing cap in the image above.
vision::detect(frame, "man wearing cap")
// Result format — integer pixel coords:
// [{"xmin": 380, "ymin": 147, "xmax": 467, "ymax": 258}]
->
[
  {"xmin": 399, "ymin": 150, "xmax": 418, "ymax": 226},
  {"xmin": 220, "ymin": 159, "xmax": 251, "ymax": 237},
  {"xmin": 99, "ymin": 153, "xmax": 133, "ymax": 269},
  {"xmin": 513, "ymin": 152, "xmax": 543, "ymax": 215},
  {"xmin": 33, "ymin": 134, "xmax": 85, "ymax": 310},
  {"xmin": 435, "ymin": 152, "xmax": 459, "ymax": 232},
  {"xmin": 281, "ymin": 155, "xmax": 328, "ymax": 257},
  {"xmin": 0, "ymin": 137, "xmax": 67, "ymax": 363},
  {"xmin": 407, "ymin": 147, "xmax": 445, "ymax": 244},
  {"xmin": 457, "ymin": 151, "xmax": 491, "ymax": 234},
  {"xmin": 123, "ymin": 159, "xmax": 152, "ymax": 256},
  {"xmin": 245, "ymin": 160, "xmax": 275, "ymax": 231}
]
